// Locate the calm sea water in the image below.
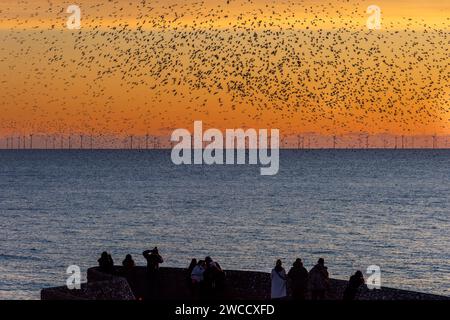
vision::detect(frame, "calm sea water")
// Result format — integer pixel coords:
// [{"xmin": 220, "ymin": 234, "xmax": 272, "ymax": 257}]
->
[{"xmin": 0, "ymin": 150, "xmax": 449, "ymax": 299}]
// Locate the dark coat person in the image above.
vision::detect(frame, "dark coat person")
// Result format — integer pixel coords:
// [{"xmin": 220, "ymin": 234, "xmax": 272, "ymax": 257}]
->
[
  {"xmin": 309, "ymin": 258, "xmax": 329, "ymax": 300},
  {"xmin": 143, "ymin": 247, "xmax": 164, "ymax": 271},
  {"xmin": 98, "ymin": 251, "xmax": 114, "ymax": 274},
  {"xmin": 343, "ymin": 271, "xmax": 365, "ymax": 300},
  {"xmin": 287, "ymin": 258, "xmax": 309, "ymax": 300},
  {"xmin": 143, "ymin": 247, "xmax": 164, "ymax": 299}
]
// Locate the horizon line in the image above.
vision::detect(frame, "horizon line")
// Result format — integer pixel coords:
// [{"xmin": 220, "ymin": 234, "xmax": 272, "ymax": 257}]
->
[{"xmin": 1, "ymin": 147, "xmax": 449, "ymax": 151}]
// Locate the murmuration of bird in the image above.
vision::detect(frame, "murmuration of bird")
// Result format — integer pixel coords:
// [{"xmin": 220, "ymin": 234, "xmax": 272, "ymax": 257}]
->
[{"xmin": 0, "ymin": 1, "xmax": 448, "ymax": 147}]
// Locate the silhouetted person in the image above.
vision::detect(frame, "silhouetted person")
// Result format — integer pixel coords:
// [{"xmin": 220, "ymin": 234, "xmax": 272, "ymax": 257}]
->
[
  {"xmin": 191, "ymin": 260, "xmax": 206, "ymax": 283},
  {"xmin": 271, "ymin": 259, "xmax": 287, "ymax": 299},
  {"xmin": 121, "ymin": 254, "xmax": 137, "ymax": 292},
  {"xmin": 203, "ymin": 256, "xmax": 225, "ymax": 299},
  {"xmin": 143, "ymin": 247, "xmax": 164, "ymax": 270},
  {"xmin": 187, "ymin": 258, "xmax": 197, "ymax": 291},
  {"xmin": 122, "ymin": 254, "xmax": 135, "ymax": 272},
  {"xmin": 190, "ymin": 260, "xmax": 206, "ymax": 298},
  {"xmin": 98, "ymin": 251, "xmax": 114, "ymax": 274},
  {"xmin": 143, "ymin": 247, "xmax": 164, "ymax": 299},
  {"xmin": 309, "ymin": 258, "xmax": 329, "ymax": 300},
  {"xmin": 288, "ymin": 258, "xmax": 309, "ymax": 300},
  {"xmin": 343, "ymin": 270, "xmax": 365, "ymax": 300},
  {"xmin": 188, "ymin": 259, "xmax": 197, "ymax": 275}
]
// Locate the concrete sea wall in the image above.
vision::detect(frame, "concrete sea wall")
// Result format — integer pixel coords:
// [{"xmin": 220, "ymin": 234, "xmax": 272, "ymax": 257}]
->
[{"xmin": 41, "ymin": 266, "xmax": 448, "ymax": 300}]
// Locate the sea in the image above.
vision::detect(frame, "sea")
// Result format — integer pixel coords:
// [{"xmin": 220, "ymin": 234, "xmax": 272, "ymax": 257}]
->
[{"xmin": 0, "ymin": 149, "xmax": 449, "ymax": 299}]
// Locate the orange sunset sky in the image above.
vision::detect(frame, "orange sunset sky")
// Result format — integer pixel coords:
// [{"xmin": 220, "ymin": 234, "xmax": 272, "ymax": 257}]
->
[{"xmin": 0, "ymin": 0, "xmax": 448, "ymax": 146}]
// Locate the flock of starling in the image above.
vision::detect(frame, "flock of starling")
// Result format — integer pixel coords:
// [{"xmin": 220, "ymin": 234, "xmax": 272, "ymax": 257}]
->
[{"xmin": 0, "ymin": 0, "xmax": 448, "ymax": 140}]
